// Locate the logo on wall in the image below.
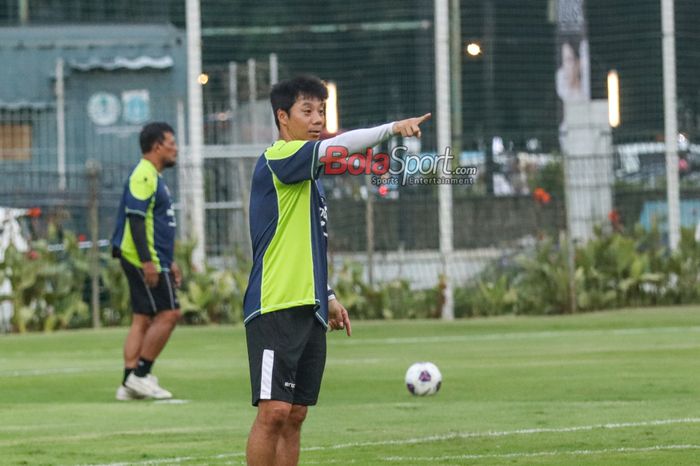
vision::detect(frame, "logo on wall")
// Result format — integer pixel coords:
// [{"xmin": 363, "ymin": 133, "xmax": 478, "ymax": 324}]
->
[
  {"xmin": 122, "ymin": 90, "xmax": 150, "ymax": 124},
  {"xmin": 87, "ymin": 92, "xmax": 120, "ymax": 126}
]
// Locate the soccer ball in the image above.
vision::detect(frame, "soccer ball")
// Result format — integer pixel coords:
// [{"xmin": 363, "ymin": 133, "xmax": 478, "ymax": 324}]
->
[{"xmin": 405, "ymin": 362, "xmax": 442, "ymax": 396}]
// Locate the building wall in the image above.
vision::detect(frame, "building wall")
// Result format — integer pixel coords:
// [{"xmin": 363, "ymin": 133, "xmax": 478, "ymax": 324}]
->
[{"xmin": 0, "ymin": 25, "xmax": 186, "ymax": 176}]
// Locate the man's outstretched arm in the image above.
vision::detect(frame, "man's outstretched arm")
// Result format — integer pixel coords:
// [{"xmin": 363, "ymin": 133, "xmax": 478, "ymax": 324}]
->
[{"xmin": 317, "ymin": 113, "xmax": 431, "ymax": 165}]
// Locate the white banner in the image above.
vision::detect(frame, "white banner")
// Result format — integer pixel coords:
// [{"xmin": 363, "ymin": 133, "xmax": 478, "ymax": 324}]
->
[{"xmin": 556, "ymin": 0, "xmax": 591, "ymax": 104}]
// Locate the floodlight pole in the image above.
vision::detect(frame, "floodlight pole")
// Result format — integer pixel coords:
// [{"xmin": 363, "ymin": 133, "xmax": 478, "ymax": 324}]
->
[
  {"xmin": 662, "ymin": 0, "xmax": 680, "ymax": 251},
  {"xmin": 435, "ymin": 0, "xmax": 454, "ymax": 320},
  {"xmin": 186, "ymin": 0, "xmax": 206, "ymax": 267}
]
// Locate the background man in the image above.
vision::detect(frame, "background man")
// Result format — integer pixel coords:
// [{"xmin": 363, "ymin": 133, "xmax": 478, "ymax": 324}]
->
[{"xmin": 111, "ymin": 122, "xmax": 182, "ymax": 401}]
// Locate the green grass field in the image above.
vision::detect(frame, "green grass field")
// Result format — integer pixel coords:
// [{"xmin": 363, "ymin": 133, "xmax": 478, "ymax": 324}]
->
[{"xmin": 1, "ymin": 306, "xmax": 700, "ymax": 465}]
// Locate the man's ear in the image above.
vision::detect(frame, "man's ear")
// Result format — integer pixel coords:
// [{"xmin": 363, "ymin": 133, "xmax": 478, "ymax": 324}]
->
[
  {"xmin": 148, "ymin": 141, "xmax": 158, "ymax": 154},
  {"xmin": 276, "ymin": 108, "xmax": 288, "ymax": 128}
]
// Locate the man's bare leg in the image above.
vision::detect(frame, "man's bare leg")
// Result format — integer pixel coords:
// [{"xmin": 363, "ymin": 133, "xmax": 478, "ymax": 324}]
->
[
  {"xmin": 275, "ymin": 404, "xmax": 308, "ymax": 466},
  {"xmin": 124, "ymin": 314, "xmax": 151, "ymax": 368},
  {"xmin": 247, "ymin": 400, "xmax": 293, "ymax": 466},
  {"xmin": 139, "ymin": 309, "xmax": 181, "ymax": 361}
]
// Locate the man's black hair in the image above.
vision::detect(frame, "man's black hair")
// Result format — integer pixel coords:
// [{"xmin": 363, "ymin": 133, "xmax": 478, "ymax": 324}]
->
[
  {"xmin": 139, "ymin": 122, "xmax": 175, "ymax": 154},
  {"xmin": 270, "ymin": 75, "xmax": 328, "ymax": 129}
]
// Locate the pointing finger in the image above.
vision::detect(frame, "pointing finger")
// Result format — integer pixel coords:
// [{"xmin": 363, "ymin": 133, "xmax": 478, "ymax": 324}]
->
[
  {"xmin": 418, "ymin": 113, "xmax": 432, "ymax": 123},
  {"xmin": 343, "ymin": 310, "xmax": 352, "ymax": 336}
]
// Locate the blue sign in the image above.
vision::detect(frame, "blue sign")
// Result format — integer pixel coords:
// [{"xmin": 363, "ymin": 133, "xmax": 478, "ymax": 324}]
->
[{"xmin": 122, "ymin": 90, "xmax": 150, "ymax": 124}]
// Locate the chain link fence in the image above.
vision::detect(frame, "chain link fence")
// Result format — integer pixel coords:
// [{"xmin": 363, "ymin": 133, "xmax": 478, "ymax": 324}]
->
[{"xmin": 2, "ymin": 0, "xmax": 700, "ymax": 303}]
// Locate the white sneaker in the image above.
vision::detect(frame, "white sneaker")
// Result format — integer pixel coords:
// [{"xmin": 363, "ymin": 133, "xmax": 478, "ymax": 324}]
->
[
  {"xmin": 115, "ymin": 384, "xmax": 145, "ymax": 401},
  {"xmin": 125, "ymin": 373, "xmax": 173, "ymax": 400}
]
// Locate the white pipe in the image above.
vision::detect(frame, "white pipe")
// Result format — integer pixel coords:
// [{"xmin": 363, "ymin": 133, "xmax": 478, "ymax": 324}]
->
[
  {"xmin": 229, "ymin": 61, "xmax": 239, "ymax": 143},
  {"xmin": 662, "ymin": 0, "xmax": 680, "ymax": 250},
  {"xmin": 435, "ymin": 0, "xmax": 454, "ymax": 320},
  {"xmin": 269, "ymin": 53, "xmax": 278, "ymax": 141},
  {"xmin": 248, "ymin": 58, "xmax": 257, "ymax": 143},
  {"xmin": 55, "ymin": 58, "xmax": 66, "ymax": 191},
  {"xmin": 176, "ymin": 99, "xmax": 187, "ymax": 239},
  {"xmin": 186, "ymin": 0, "xmax": 206, "ymax": 267}
]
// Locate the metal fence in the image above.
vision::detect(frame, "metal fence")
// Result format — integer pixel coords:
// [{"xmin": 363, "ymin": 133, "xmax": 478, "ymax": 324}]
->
[{"xmin": 2, "ymin": 0, "xmax": 700, "ymax": 295}]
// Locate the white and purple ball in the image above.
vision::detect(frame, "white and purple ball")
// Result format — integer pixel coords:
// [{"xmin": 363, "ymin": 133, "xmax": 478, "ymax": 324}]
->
[{"xmin": 405, "ymin": 362, "xmax": 442, "ymax": 396}]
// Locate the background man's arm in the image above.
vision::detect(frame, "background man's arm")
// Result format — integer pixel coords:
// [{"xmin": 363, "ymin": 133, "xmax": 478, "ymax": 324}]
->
[{"xmin": 127, "ymin": 214, "xmax": 159, "ymax": 287}]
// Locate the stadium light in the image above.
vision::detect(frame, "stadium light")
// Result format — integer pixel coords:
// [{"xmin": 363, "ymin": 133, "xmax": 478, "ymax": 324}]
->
[
  {"xmin": 198, "ymin": 73, "xmax": 209, "ymax": 85},
  {"xmin": 465, "ymin": 42, "xmax": 482, "ymax": 57},
  {"xmin": 607, "ymin": 70, "xmax": 620, "ymax": 128},
  {"xmin": 326, "ymin": 81, "xmax": 339, "ymax": 133}
]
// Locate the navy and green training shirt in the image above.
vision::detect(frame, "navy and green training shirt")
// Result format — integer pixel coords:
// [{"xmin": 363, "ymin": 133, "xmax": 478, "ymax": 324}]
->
[
  {"xmin": 243, "ymin": 139, "xmax": 330, "ymax": 327},
  {"xmin": 111, "ymin": 158, "xmax": 177, "ymax": 272}
]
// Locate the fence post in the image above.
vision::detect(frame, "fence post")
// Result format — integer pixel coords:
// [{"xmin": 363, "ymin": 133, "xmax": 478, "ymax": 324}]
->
[
  {"xmin": 228, "ymin": 62, "xmax": 239, "ymax": 144},
  {"xmin": 435, "ymin": 0, "xmax": 454, "ymax": 320},
  {"xmin": 561, "ymin": 229, "xmax": 577, "ymax": 313},
  {"xmin": 450, "ymin": 0, "xmax": 462, "ymax": 168},
  {"xmin": 55, "ymin": 58, "xmax": 67, "ymax": 191},
  {"xmin": 662, "ymin": 0, "xmax": 680, "ymax": 250},
  {"xmin": 86, "ymin": 160, "xmax": 101, "ymax": 328},
  {"xmin": 269, "ymin": 53, "xmax": 279, "ymax": 141},
  {"xmin": 248, "ymin": 58, "xmax": 257, "ymax": 143},
  {"xmin": 186, "ymin": 0, "xmax": 207, "ymax": 268},
  {"xmin": 237, "ymin": 157, "xmax": 252, "ymax": 258},
  {"xmin": 365, "ymin": 173, "xmax": 375, "ymax": 286}
]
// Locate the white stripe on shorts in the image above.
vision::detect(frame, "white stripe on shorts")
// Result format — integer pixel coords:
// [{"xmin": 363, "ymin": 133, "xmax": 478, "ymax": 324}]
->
[
  {"xmin": 136, "ymin": 268, "xmax": 158, "ymax": 313},
  {"xmin": 164, "ymin": 273, "xmax": 176, "ymax": 310},
  {"xmin": 260, "ymin": 349, "xmax": 274, "ymax": 400}
]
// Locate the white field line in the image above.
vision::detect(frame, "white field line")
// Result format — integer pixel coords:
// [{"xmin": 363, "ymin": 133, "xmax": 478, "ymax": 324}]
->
[
  {"xmin": 0, "ymin": 366, "xmax": 110, "ymax": 377},
  {"xmin": 338, "ymin": 325, "xmax": 700, "ymax": 346},
  {"xmin": 83, "ymin": 417, "xmax": 700, "ymax": 466},
  {"xmin": 4, "ymin": 326, "xmax": 699, "ymax": 379},
  {"xmin": 0, "ymin": 427, "xmax": 234, "ymax": 447},
  {"xmin": 381, "ymin": 444, "xmax": 700, "ymax": 462},
  {"xmin": 219, "ymin": 460, "xmax": 356, "ymax": 465},
  {"xmin": 303, "ymin": 417, "xmax": 700, "ymax": 450}
]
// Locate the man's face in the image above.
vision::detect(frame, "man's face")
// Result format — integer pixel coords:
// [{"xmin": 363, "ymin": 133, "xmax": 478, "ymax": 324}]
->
[
  {"xmin": 157, "ymin": 132, "xmax": 178, "ymax": 167},
  {"xmin": 279, "ymin": 95, "xmax": 325, "ymax": 141}
]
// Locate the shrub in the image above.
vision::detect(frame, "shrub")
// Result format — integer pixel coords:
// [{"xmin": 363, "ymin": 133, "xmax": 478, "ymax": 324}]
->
[{"xmin": 455, "ymin": 225, "xmax": 700, "ymax": 316}]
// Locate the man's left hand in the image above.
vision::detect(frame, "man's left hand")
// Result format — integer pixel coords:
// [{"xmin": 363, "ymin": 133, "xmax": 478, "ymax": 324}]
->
[
  {"xmin": 328, "ymin": 299, "xmax": 351, "ymax": 336},
  {"xmin": 171, "ymin": 262, "xmax": 183, "ymax": 288}
]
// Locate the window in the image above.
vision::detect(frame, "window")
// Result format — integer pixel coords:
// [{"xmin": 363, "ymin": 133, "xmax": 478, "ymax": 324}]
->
[{"xmin": 0, "ymin": 123, "xmax": 31, "ymax": 161}]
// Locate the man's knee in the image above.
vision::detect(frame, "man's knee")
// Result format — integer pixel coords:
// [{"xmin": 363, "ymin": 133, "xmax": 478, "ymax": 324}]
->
[
  {"xmin": 257, "ymin": 401, "xmax": 293, "ymax": 431},
  {"xmin": 156, "ymin": 309, "xmax": 181, "ymax": 326},
  {"xmin": 131, "ymin": 314, "xmax": 152, "ymax": 333},
  {"xmin": 287, "ymin": 405, "xmax": 308, "ymax": 429}
]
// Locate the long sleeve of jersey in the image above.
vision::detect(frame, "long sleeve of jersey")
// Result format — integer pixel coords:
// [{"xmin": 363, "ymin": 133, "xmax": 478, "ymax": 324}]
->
[
  {"xmin": 318, "ymin": 122, "xmax": 395, "ymax": 162},
  {"xmin": 127, "ymin": 214, "xmax": 152, "ymax": 263}
]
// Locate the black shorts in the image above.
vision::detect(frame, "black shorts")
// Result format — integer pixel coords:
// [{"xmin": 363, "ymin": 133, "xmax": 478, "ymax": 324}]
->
[
  {"xmin": 120, "ymin": 258, "xmax": 180, "ymax": 315},
  {"xmin": 246, "ymin": 305, "xmax": 327, "ymax": 406}
]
